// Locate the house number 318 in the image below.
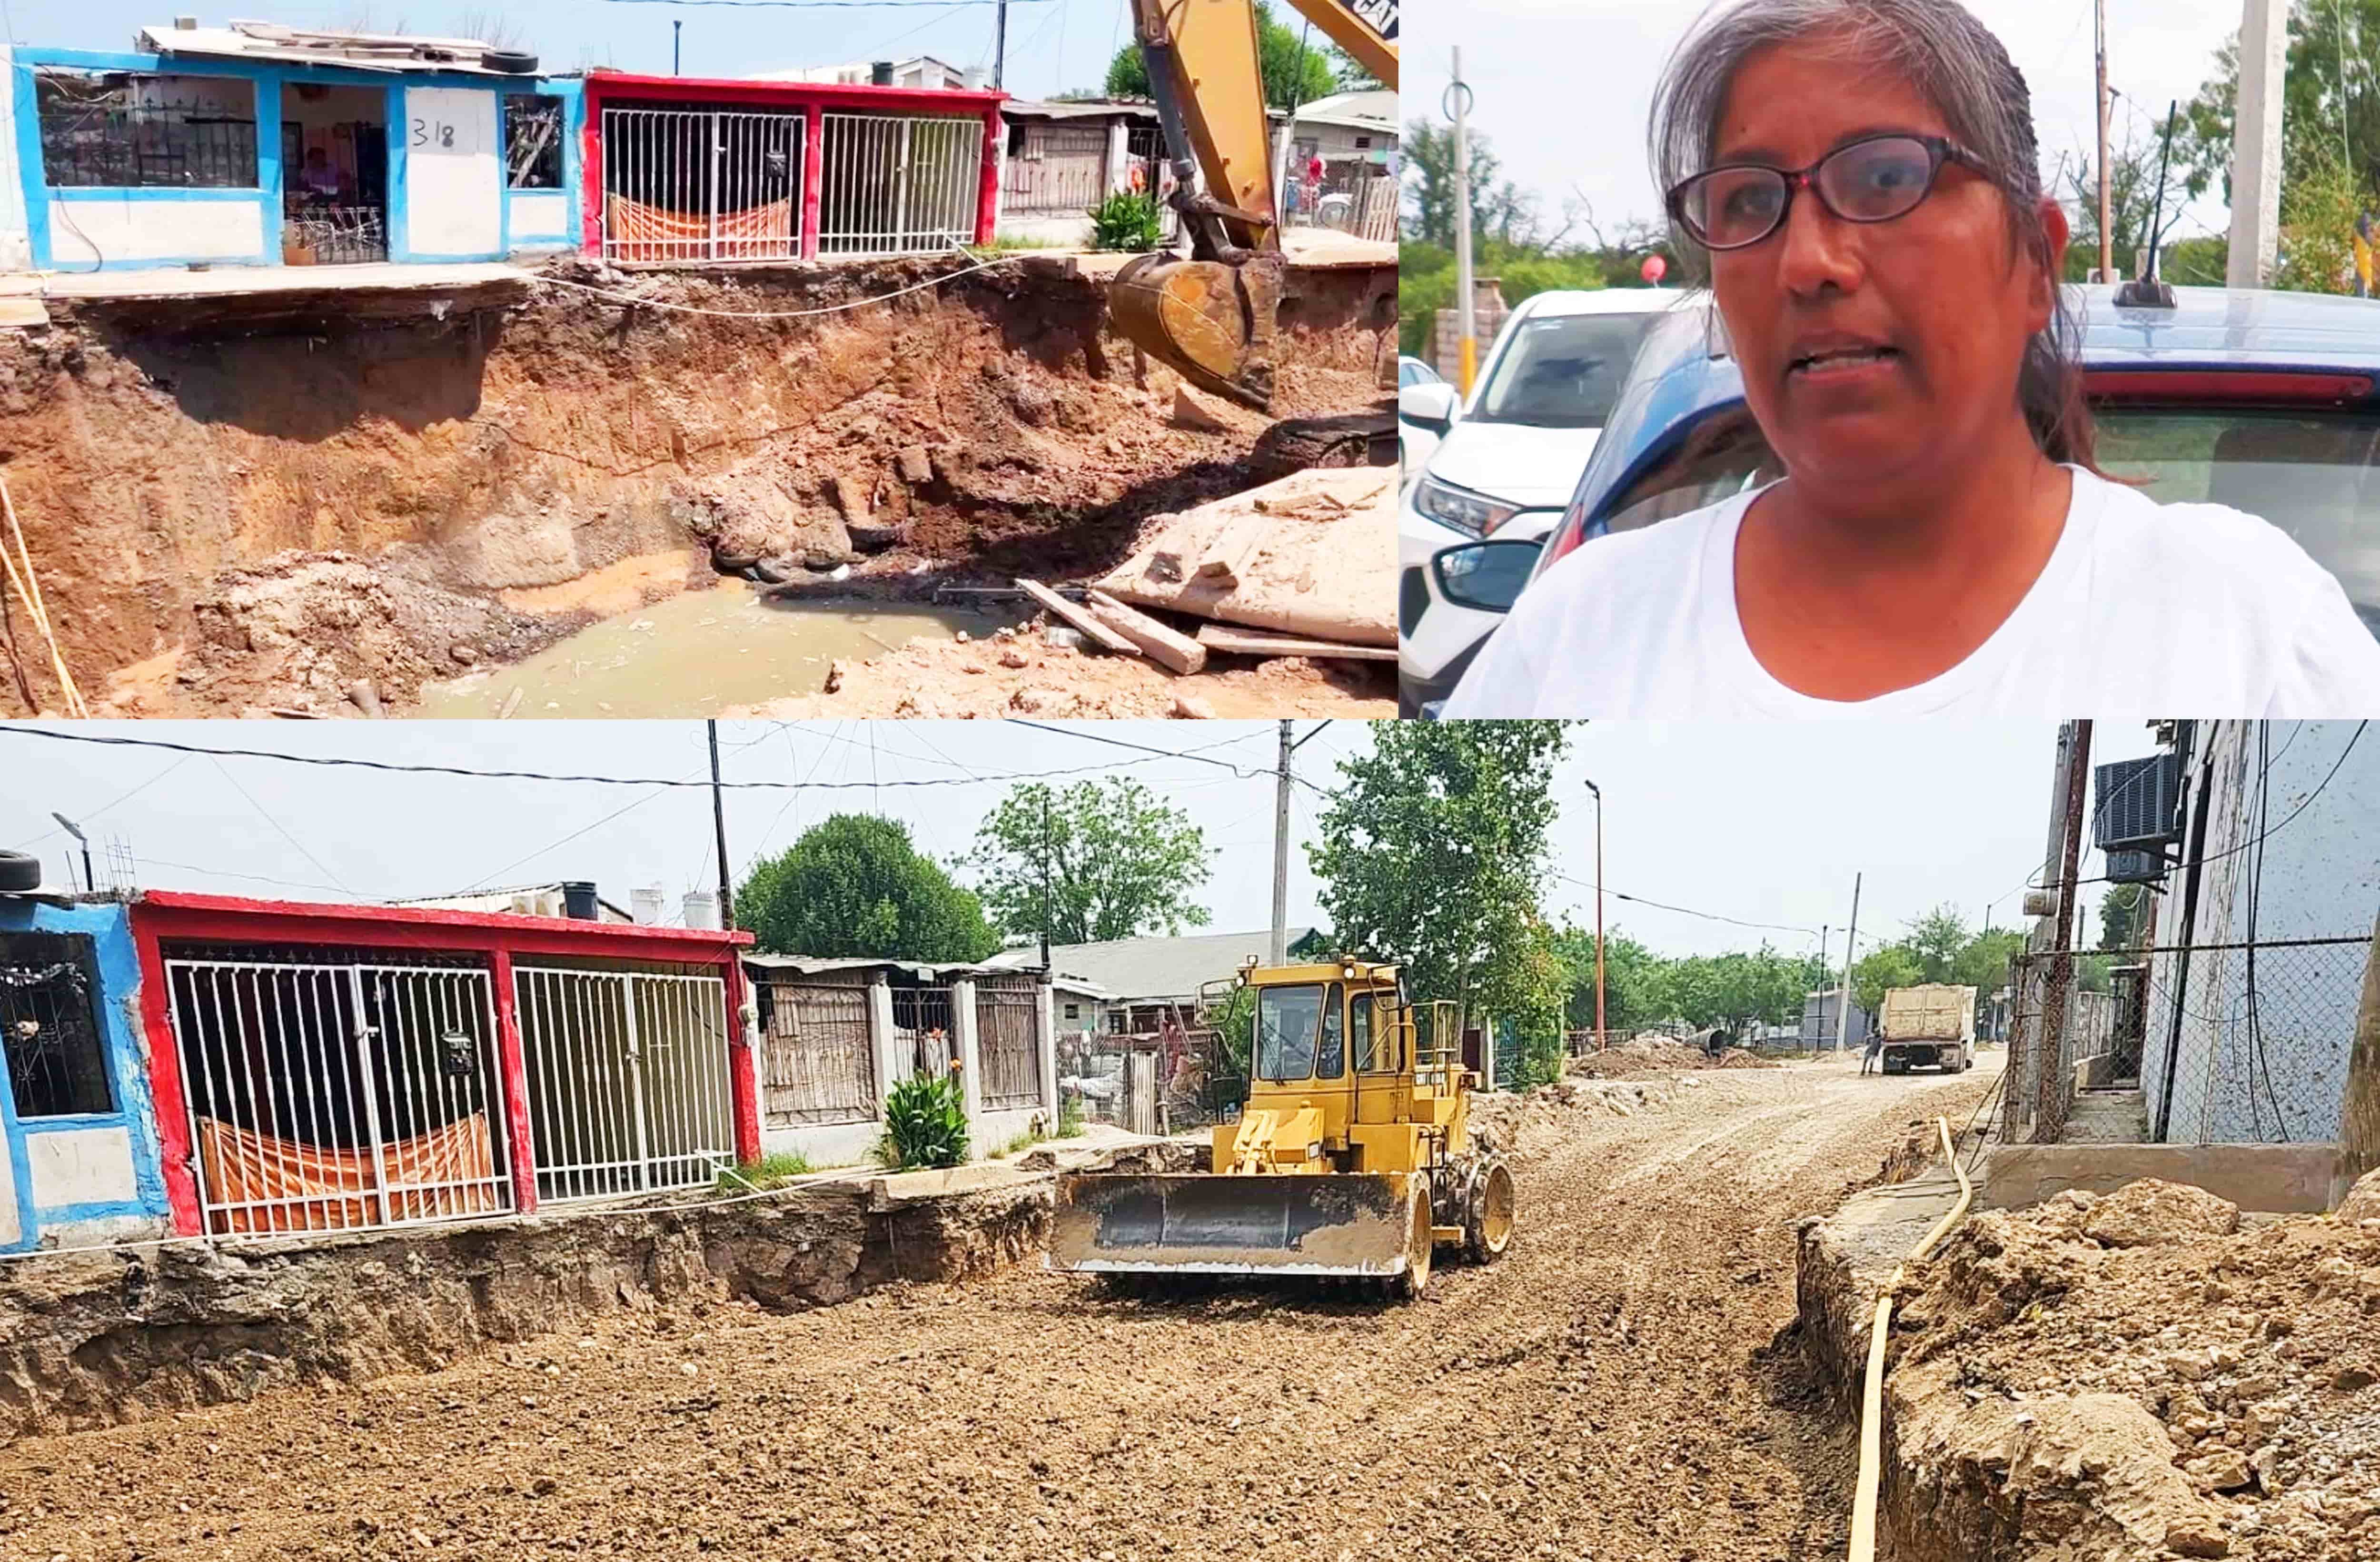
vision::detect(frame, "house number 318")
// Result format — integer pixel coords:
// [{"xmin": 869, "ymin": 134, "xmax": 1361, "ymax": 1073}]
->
[{"xmin": 410, "ymin": 119, "xmax": 458, "ymax": 149}]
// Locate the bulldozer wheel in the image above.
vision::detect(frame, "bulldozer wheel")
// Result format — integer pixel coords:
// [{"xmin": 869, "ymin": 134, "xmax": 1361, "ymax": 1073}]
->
[
  {"xmin": 1466, "ymin": 1159, "xmax": 1516, "ymax": 1264},
  {"xmin": 1394, "ymin": 1188, "xmax": 1433, "ymax": 1301}
]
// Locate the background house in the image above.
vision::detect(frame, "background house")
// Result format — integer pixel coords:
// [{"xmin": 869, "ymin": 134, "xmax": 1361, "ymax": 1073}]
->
[
  {"xmin": 995, "ymin": 99, "xmax": 1162, "ymax": 247},
  {"xmin": 757, "ymin": 56, "xmax": 981, "ymax": 91},
  {"xmin": 988, "ymin": 925, "xmax": 1320, "ymax": 1035}
]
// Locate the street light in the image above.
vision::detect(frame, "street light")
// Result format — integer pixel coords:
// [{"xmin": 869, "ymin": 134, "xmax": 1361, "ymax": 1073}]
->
[
  {"xmin": 50, "ymin": 812, "xmax": 89, "ymax": 895},
  {"xmin": 1582, "ymin": 778, "xmax": 1605, "ymax": 1051}
]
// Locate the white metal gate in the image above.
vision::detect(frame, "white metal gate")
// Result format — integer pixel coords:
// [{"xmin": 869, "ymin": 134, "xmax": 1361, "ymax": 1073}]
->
[
  {"xmin": 601, "ymin": 106, "xmax": 803, "ymax": 263},
  {"xmin": 164, "ymin": 956, "xmax": 513, "ymax": 1237},
  {"xmin": 818, "ymin": 113, "xmax": 982, "ymax": 256},
  {"xmin": 513, "ymin": 965, "xmax": 734, "ymax": 1202}
]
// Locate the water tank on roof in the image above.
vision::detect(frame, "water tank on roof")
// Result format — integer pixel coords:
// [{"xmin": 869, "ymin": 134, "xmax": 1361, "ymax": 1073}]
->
[
  {"xmin": 683, "ymin": 890, "xmax": 720, "ymax": 930},
  {"xmin": 561, "ymin": 880, "xmax": 599, "ymax": 921},
  {"xmin": 632, "ymin": 885, "xmax": 665, "ymax": 926},
  {"xmin": 871, "ymin": 60, "xmax": 896, "ymax": 86}
]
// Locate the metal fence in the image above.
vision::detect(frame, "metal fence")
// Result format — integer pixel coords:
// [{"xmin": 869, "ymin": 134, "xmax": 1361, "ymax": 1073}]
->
[
  {"xmin": 1123, "ymin": 124, "xmax": 1183, "ymax": 242},
  {"xmin": 601, "ymin": 106, "xmax": 804, "ymax": 263},
  {"xmin": 758, "ymin": 978, "xmax": 876, "ymax": 1126},
  {"xmin": 37, "ymin": 78, "xmax": 258, "ymax": 188},
  {"xmin": 818, "ymin": 113, "xmax": 982, "ymax": 257},
  {"xmin": 283, "ymin": 205, "xmax": 387, "ymax": 265},
  {"xmin": 890, "ymin": 983, "xmax": 957, "ymax": 1082},
  {"xmin": 1002, "ymin": 122, "xmax": 1107, "ymax": 215},
  {"xmin": 974, "ymin": 975, "xmax": 1043, "ymax": 1112},
  {"xmin": 2010, "ymin": 937, "xmax": 2374, "ymax": 1145},
  {"xmin": 512, "ymin": 965, "xmax": 734, "ymax": 1202},
  {"xmin": 0, "ymin": 933, "xmax": 111, "ymax": 1120},
  {"xmin": 164, "ymin": 955, "xmax": 513, "ymax": 1237}
]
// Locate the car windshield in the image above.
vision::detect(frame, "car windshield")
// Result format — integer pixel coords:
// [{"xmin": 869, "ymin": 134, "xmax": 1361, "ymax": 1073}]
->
[
  {"xmin": 1475, "ymin": 312, "xmax": 1660, "ymax": 429},
  {"xmin": 1400, "ymin": 359, "xmax": 1441, "ymax": 388},
  {"xmin": 2096, "ymin": 408, "xmax": 2380, "ymax": 637},
  {"xmin": 1581, "ymin": 403, "xmax": 2380, "ymax": 640},
  {"xmin": 1254, "ymin": 984, "xmax": 1324, "ymax": 1080}
]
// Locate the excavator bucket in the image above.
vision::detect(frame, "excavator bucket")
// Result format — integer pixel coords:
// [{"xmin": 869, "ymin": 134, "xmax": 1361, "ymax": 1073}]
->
[
  {"xmin": 1049, "ymin": 1170, "xmax": 1417, "ymax": 1279},
  {"xmin": 1107, "ymin": 252, "xmax": 1285, "ymax": 412}
]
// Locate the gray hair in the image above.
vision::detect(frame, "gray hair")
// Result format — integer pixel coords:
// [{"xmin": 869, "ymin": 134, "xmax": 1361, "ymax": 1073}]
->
[{"xmin": 1646, "ymin": 0, "xmax": 2098, "ymax": 471}]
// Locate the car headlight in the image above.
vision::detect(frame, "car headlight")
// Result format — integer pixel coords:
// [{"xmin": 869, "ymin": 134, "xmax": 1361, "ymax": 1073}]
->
[{"xmin": 1413, "ymin": 476, "xmax": 1522, "ymax": 537}]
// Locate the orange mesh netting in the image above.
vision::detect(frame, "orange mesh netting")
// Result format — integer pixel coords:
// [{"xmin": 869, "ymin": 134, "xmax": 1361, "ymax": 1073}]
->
[
  {"xmin": 603, "ymin": 193, "xmax": 795, "ymax": 260},
  {"xmin": 196, "ymin": 1113, "xmax": 504, "ymax": 1234}
]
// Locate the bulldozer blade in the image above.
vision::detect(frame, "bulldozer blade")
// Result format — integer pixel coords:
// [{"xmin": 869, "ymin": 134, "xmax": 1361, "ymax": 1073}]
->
[
  {"xmin": 1107, "ymin": 252, "xmax": 1283, "ymax": 413},
  {"xmin": 1048, "ymin": 1171, "xmax": 1414, "ymax": 1278}
]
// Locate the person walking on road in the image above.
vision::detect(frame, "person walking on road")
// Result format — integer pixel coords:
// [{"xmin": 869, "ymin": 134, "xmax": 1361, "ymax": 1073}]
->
[{"xmin": 1861, "ymin": 1028, "xmax": 1884, "ymax": 1075}]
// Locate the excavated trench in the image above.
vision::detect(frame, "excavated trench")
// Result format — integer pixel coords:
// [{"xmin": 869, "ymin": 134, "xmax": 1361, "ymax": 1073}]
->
[{"xmin": 0, "ymin": 255, "xmax": 1392, "ymax": 717}]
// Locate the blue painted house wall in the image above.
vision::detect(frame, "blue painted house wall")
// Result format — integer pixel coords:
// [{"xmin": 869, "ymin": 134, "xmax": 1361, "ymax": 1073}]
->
[
  {"xmin": 0, "ymin": 897, "xmax": 169, "ymax": 1252},
  {"xmin": 3, "ymin": 43, "xmax": 580, "ymax": 272}
]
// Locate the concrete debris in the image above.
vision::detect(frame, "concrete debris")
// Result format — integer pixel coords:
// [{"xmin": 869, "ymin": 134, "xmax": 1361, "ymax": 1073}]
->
[
  {"xmin": 2333, "ymin": 1162, "xmax": 2380, "ymax": 1223},
  {"xmin": 2080, "ymin": 1178, "xmax": 2243, "ymax": 1247}
]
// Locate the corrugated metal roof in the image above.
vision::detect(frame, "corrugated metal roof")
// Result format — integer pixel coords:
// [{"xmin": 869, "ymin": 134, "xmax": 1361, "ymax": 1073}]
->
[
  {"xmin": 982, "ymin": 927, "xmax": 1314, "ymax": 1002},
  {"xmin": 136, "ymin": 21, "xmax": 531, "ymax": 76}
]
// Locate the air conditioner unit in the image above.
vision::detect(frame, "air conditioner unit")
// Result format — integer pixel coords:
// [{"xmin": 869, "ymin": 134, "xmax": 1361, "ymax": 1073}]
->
[
  {"xmin": 2103, "ymin": 848, "xmax": 2166, "ymax": 885},
  {"xmin": 2093, "ymin": 753, "xmax": 2182, "ymax": 852}
]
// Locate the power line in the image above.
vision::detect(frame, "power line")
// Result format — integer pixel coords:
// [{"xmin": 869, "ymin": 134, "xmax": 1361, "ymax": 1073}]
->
[
  {"xmin": 1550, "ymin": 871, "xmax": 1821, "ymax": 937},
  {"xmin": 0, "ymin": 723, "xmax": 1281, "ymax": 792},
  {"xmin": 1002, "ymin": 720, "xmax": 1299, "ymax": 782},
  {"xmin": 599, "ymin": 0, "xmax": 1053, "ymax": 9}
]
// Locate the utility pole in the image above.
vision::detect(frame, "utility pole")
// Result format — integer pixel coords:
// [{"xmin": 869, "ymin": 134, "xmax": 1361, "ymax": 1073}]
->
[
  {"xmin": 1584, "ymin": 779, "xmax": 1606, "ymax": 1051},
  {"xmin": 1270, "ymin": 719, "xmax": 1292, "ymax": 965},
  {"xmin": 2094, "ymin": 0, "xmax": 2113, "ymax": 281},
  {"xmin": 1448, "ymin": 50, "xmax": 1478, "ymax": 396},
  {"xmin": 2229, "ymin": 0, "xmax": 2290, "ymax": 287},
  {"xmin": 707, "ymin": 720, "xmax": 734, "ymax": 930},
  {"xmin": 2036, "ymin": 721, "xmax": 2094, "ymax": 1139},
  {"xmin": 673, "ymin": 19, "xmax": 682, "ymax": 76},
  {"xmin": 1835, "ymin": 873, "xmax": 1862, "ymax": 1054},
  {"xmin": 1039, "ymin": 787, "xmax": 1053, "ymax": 972},
  {"xmin": 993, "ymin": 0, "xmax": 1008, "ymax": 90}
]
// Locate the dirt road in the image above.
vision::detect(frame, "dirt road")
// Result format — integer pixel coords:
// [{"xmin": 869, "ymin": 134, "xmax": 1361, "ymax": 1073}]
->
[{"xmin": 0, "ymin": 1055, "xmax": 1995, "ymax": 1562}]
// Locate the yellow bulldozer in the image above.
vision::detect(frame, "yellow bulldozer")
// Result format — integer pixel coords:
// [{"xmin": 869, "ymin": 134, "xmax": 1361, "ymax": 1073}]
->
[{"xmin": 1049, "ymin": 954, "xmax": 1514, "ymax": 1299}]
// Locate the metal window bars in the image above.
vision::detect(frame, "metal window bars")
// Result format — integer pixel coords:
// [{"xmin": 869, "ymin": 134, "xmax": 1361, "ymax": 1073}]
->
[
  {"xmin": 163, "ymin": 957, "xmax": 513, "ymax": 1237},
  {"xmin": 512, "ymin": 965, "xmax": 735, "ymax": 1202},
  {"xmin": 1002, "ymin": 123, "xmax": 1109, "ymax": 216},
  {"xmin": 817, "ymin": 113, "xmax": 983, "ymax": 258},
  {"xmin": 890, "ymin": 984, "xmax": 956, "ymax": 1082},
  {"xmin": 601, "ymin": 107, "xmax": 803, "ymax": 263},
  {"xmin": 0, "ymin": 935, "xmax": 113, "ymax": 1119},
  {"xmin": 36, "ymin": 72, "xmax": 259, "ymax": 189},
  {"xmin": 758, "ymin": 979, "xmax": 877, "ymax": 1126},
  {"xmin": 974, "ymin": 977, "xmax": 1043, "ymax": 1111}
]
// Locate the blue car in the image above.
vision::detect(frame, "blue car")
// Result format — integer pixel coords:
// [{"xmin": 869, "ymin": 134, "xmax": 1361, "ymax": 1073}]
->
[{"xmin": 1413, "ymin": 284, "xmax": 2380, "ymax": 712}]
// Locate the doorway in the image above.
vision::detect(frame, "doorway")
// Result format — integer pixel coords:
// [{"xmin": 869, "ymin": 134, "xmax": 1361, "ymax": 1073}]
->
[{"xmin": 280, "ymin": 82, "xmax": 389, "ymax": 264}]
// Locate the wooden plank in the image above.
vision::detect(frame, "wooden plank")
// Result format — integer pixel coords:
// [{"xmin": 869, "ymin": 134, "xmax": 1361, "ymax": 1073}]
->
[
  {"xmin": 1085, "ymin": 589, "xmax": 1206, "ymax": 675},
  {"xmin": 1194, "ymin": 623, "xmax": 1398, "ymax": 662},
  {"xmin": 1016, "ymin": 578, "xmax": 1140, "ymax": 657},
  {"xmin": 1193, "ymin": 515, "xmax": 1268, "ymax": 585}
]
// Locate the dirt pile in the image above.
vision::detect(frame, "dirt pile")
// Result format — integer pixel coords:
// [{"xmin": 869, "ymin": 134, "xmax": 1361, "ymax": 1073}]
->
[
  {"xmin": 1469, "ymin": 1073, "xmax": 1695, "ymax": 1154},
  {"xmin": 1570, "ymin": 1034, "xmax": 1780, "ymax": 1076},
  {"xmin": 0, "ymin": 1174, "xmax": 1048, "ymax": 1448},
  {"xmin": 1834, "ymin": 1177, "xmax": 2380, "ymax": 1560},
  {"xmin": 3, "ymin": 255, "xmax": 1389, "ymax": 716},
  {"xmin": 731, "ymin": 616, "xmax": 1391, "ymax": 717}
]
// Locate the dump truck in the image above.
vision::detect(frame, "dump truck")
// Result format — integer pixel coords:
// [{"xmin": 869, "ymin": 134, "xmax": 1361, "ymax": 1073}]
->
[
  {"xmin": 1049, "ymin": 955, "xmax": 1513, "ymax": 1299},
  {"xmin": 1877, "ymin": 984, "xmax": 1977, "ymax": 1074}
]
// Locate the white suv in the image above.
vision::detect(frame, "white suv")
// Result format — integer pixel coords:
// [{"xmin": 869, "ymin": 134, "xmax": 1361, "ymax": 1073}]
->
[{"xmin": 1396, "ymin": 288, "xmax": 1674, "ymax": 715}]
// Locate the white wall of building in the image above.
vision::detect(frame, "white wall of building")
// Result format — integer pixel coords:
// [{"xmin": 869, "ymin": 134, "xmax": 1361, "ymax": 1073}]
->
[
  {"xmin": 401, "ymin": 86, "xmax": 502, "ymax": 257},
  {"xmin": 27, "ymin": 1124, "xmax": 140, "ymax": 1208},
  {"xmin": 0, "ymin": 50, "xmax": 33, "ymax": 271},
  {"xmin": 47, "ymin": 198, "xmax": 265, "ymax": 266},
  {"xmin": 507, "ymin": 189, "xmax": 571, "ymax": 244}
]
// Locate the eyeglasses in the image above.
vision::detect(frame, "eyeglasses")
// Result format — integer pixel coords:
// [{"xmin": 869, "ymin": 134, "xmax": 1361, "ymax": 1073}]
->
[{"xmin": 1665, "ymin": 133, "xmax": 1986, "ymax": 252}]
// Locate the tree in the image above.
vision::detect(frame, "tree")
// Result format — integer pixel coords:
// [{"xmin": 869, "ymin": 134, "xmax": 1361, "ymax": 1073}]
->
[
  {"xmin": 1852, "ymin": 944, "xmax": 1926, "ymax": 1015},
  {"xmin": 1309, "ymin": 721, "xmax": 1573, "ymax": 1023},
  {"xmin": 1400, "ymin": 119, "xmax": 1539, "ymax": 249},
  {"xmin": 2098, "ymin": 884, "xmax": 2151, "ymax": 951},
  {"xmin": 1953, "ymin": 928, "xmax": 2027, "ymax": 995},
  {"xmin": 1103, "ymin": 2, "xmax": 1337, "ymax": 110},
  {"xmin": 1552, "ymin": 925, "xmax": 1675, "ymax": 1036},
  {"xmin": 1326, "ymin": 42, "xmax": 1383, "ymax": 91},
  {"xmin": 964, "ymin": 777, "xmax": 1212, "ymax": 946},
  {"xmin": 739, "ymin": 815, "xmax": 998, "ymax": 962},
  {"xmin": 1902, "ymin": 905, "xmax": 1972, "ymax": 983}
]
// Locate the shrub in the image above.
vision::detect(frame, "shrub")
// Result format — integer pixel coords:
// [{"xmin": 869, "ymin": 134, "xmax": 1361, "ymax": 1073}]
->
[
  {"xmin": 882, "ymin": 1067, "xmax": 969, "ymax": 1170},
  {"xmin": 1056, "ymin": 1094, "xmax": 1086, "ymax": 1138},
  {"xmin": 1090, "ymin": 191, "xmax": 1164, "ymax": 252}
]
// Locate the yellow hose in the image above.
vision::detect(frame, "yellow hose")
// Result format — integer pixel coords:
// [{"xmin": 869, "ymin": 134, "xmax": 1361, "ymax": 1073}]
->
[{"xmin": 1847, "ymin": 1115, "xmax": 1973, "ymax": 1562}]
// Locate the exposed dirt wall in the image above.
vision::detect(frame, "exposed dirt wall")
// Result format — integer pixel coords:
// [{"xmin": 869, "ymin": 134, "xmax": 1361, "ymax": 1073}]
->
[
  {"xmin": 0, "ymin": 1176, "xmax": 1049, "ymax": 1448},
  {"xmin": 0, "ymin": 257, "xmax": 1389, "ymax": 715}
]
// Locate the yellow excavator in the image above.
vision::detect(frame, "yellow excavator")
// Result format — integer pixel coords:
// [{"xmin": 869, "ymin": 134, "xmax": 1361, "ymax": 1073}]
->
[
  {"xmin": 1049, "ymin": 955, "xmax": 1515, "ymax": 1299},
  {"xmin": 1108, "ymin": 0, "xmax": 1398, "ymax": 417}
]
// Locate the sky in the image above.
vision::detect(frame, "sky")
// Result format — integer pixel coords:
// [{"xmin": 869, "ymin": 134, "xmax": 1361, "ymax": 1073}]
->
[
  {"xmin": 1405, "ymin": 0, "xmax": 2247, "ymax": 249},
  {"xmin": 0, "ymin": 0, "xmax": 1136, "ymax": 101},
  {"xmin": 0, "ymin": 717, "xmax": 2155, "ymax": 963}
]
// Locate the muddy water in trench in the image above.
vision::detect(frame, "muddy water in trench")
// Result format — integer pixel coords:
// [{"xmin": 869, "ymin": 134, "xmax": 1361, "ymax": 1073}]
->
[{"xmin": 410, "ymin": 580, "xmax": 1025, "ymax": 718}]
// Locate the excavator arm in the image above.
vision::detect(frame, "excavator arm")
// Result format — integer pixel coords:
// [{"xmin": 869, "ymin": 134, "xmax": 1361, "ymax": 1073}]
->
[{"xmin": 1107, "ymin": 0, "xmax": 1398, "ymax": 410}]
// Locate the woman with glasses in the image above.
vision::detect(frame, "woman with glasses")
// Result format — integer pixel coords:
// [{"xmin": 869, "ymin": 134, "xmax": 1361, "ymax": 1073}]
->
[{"xmin": 1445, "ymin": 0, "xmax": 2380, "ymax": 718}]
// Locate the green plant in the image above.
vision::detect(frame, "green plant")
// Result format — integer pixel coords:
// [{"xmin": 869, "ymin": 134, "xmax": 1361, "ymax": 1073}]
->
[
  {"xmin": 882, "ymin": 1068, "xmax": 969, "ymax": 1170},
  {"xmin": 1056, "ymin": 1094, "xmax": 1086, "ymax": 1138},
  {"xmin": 1089, "ymin": 191, "xmax": 1165, "ymax": 253},
  {"xmin": 716, "ymin": 1150, "xmax": 813, "ymax": 1193}
]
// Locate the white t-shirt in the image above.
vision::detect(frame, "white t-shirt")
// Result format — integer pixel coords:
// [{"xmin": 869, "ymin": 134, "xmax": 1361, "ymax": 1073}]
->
[{"xmin": 1443, "ymin": 467, "xmax": 2380, "ymax": 718}]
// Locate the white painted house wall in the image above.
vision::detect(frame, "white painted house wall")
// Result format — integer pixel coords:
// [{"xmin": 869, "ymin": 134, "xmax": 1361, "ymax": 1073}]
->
[
  {"xmin": 0, "ymin": 49, "xmax": 34, "ymax": 270},
  {"xmin": 508, "ymin": 189, "xmax": 571, "ymax": 243},
  {"xmin": 401, "ymin": 86, "xmax": 501, "ymax": 258},
  {"xmin": 46, "ymin": 198, "xmax": 265, "ymax": 266},
  {"xmin": 26, "ymin": 1124, "xmax": 140, "ymax": 1207}
]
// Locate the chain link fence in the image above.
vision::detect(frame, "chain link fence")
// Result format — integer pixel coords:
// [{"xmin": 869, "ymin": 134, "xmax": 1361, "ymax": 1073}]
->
[{"xmin": 2009, "ymin": 935, "xmax": 2374, "ymax": 1145}]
